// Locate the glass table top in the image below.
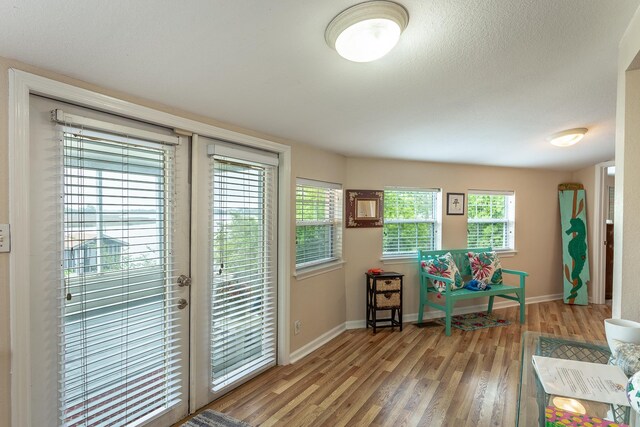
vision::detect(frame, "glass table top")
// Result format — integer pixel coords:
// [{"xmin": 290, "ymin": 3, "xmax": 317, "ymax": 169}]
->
[{"xmin": 516, "ymin": 331, "xmax": 630, "ymax": 426}]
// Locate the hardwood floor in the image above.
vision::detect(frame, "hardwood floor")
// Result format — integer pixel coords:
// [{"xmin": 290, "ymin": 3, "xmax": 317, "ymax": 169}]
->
[{"xmin": 186, "ymin": 301, "xmax": 612, "ymax": 427}]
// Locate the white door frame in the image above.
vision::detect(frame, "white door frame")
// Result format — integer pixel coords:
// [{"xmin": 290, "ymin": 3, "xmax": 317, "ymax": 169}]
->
[
  {"xmin": 8, "ymin": 69, "xmax": 292, "ymax": 427},
  {"xmin": 592, "ymin": 160, "xmax": 615, "ymax": 305}
]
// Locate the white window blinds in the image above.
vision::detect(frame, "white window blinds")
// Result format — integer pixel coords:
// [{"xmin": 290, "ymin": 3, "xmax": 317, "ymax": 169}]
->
[
  {"xmin": 295, "ymin": 178, "xmax": 343, "ymax": 269},
  {"xmin": 59, "ymin": 129, "xmax": 182, "ymax": 426},
  {"xmin": 608, "ymin": 186, "xmax": 615, "ymax": 222},
  {"xmin": 467, "ymin": 190, "xmax": 515, "ymax": 250},
  {"xmin": 210, "ymin": 153, "xmax": 277, "ymax": 394},
  {"xmin": 383, "ymin": 188, "xmax": 441, "ymax": 255}
]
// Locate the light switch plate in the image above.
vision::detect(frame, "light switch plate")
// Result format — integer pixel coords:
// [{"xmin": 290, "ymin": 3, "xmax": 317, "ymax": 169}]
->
[{"xmin": 0, "ymin": 224, "xmax": 10, "ymax": 253}]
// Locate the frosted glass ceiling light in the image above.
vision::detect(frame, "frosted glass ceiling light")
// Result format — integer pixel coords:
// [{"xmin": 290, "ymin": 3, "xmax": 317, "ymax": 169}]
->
[
  {"xmin": 325, "ymin": 1, "xmax": 409, "ymax": 62},
  {"xmin": 547, "ymin": 128, "xmax": 588, "ymax": 147}
]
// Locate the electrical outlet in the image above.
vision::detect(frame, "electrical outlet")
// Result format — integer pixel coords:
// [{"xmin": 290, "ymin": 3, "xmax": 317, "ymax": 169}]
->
[
  {"xmin": 294, "ymin": 320, "xmax": 301, "ymax": 335},
  {"xmin": 0, "ymin": 224, "xmax": 10, "ymax": 253}
]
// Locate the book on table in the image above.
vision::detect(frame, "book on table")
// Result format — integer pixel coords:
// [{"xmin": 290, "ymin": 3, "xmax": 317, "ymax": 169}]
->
[
  {"xmin": 532, "ymin": 355, "xmax": 629, "ymax": 406},
  {"xmin": 544, "ymin": 405, "xmax": 629, "ymax": 427}
]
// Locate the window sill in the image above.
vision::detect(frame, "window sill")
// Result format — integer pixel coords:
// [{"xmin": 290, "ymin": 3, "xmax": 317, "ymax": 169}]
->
[
  {"xmin": 294, "ymin": 260, "xmax": 345, "ymax": 281},
  {"xmin": 495, "ymin": 250, "xmax": 518, "ymax": 258},
  {"xmin": 380, "ymin": 255, "xmax": 417, "ymax": 265},
  {"xmin": 379, "ymin": 249, "xmax": 517, "ymax": 264}
]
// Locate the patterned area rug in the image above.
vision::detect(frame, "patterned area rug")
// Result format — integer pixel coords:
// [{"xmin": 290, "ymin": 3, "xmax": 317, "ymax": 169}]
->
[
  {"xmin": 181, "ymin": 409, "xmax": 251, "ymax": 427},
  {"xmin": 433, "ymin": 312, "xmax": 510, "ymax": 331}
]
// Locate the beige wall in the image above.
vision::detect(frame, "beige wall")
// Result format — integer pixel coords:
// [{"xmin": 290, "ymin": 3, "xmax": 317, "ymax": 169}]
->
[
  {"xmin": 343, "ymin": 157, "xmax": 572, "ymax": 322},
  {"xmin": 618, "ymin": 69, "xmax": 640, "ymax": 320},
  {"xmin": 290, "ymin": 144, "xmax": 347, "ymax": 351},
  {"xmin": 571, "ymin": 165, "xmax": 596, "ymax": 301},
  {"xmin": 615, "ymin": 4, "xmax": 640, "ymax": 320}
]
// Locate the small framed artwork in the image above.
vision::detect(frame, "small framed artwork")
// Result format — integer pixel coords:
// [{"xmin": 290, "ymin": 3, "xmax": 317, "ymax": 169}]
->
[
  {"xmin": 346, "ymin": 189, "xmax": 384, "ymax": 228},
  {"xmin": 446, "ymin": 192, "xmax": 465, "ymax": 215}
]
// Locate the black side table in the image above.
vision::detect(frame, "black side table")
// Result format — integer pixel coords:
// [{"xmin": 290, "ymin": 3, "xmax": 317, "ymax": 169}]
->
[{"xmin": 365, "ymin": 271, "xmax": 403, "ymax": 333}]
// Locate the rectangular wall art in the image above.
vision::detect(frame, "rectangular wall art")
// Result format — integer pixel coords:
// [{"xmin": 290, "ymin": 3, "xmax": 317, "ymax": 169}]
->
[{"xmin": 558, "ymin": 183, "xmax": 590, "ymax": 305}]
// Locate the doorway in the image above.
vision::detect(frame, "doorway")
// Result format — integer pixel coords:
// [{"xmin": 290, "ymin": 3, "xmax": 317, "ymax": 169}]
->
[
  {"xmin": 605, "ymin": 167, "xmax": 615, "ymax": 301},
  {"xmin": 9, "ymin": 70, "xmax": 292, "ymax": 427},
  {"xmin": 593, "ymin": 161, "xmax": 615, "ymax": 305},
  {"xmin": 191, "ymin": 137, "xmax": 279, "ymax": 409},
  {"xmin": 28, "ymin": 95, "xmax": 192, "ymax": 426}
]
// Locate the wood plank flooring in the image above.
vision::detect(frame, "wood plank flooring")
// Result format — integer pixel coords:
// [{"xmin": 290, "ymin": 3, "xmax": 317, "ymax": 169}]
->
[{"xmin": 179, "ymin": 300, "xmax": 612, "ymax": 427}]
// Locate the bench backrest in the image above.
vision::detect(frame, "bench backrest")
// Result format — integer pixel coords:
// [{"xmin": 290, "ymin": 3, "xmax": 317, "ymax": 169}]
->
[{"xmin": 418, "ymin": 247, "xmax": 492, "ymax": 276}]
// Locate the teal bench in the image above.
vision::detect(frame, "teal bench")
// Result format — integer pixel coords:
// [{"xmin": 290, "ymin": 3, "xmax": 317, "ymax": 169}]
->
[{"xmin": 418, "ymin": 247, "xmax": 528, "ymax": 336}]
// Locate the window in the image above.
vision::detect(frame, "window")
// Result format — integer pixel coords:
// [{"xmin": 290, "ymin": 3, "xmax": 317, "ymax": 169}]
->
[
  {"xmin": 608, "ymin": 185, "xmax": 615, "ymax": 222},
  {"xmin": 467, "ymin": 191, "xmax": 515, "ymax": 250},
  {"xmin": 383, "ymin": 188, "xmax": 441, "ymax": 256},
  {"xmin": 295, "ymin": 178, "xmax": 343, "ymax": 269}
]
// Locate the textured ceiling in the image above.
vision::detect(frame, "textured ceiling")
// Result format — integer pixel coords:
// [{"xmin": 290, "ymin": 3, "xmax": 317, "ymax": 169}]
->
[{"xmin": 1, "ymin": 0, "xmax": 639, "ymax": 170}]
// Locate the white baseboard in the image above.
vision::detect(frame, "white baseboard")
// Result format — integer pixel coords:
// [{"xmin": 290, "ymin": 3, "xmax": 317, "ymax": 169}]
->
[
  {"xmin": 289, "ymin": 323, "xmax": 346, "ymax": 364},
  {"xmin": 345, "ymin": 292, "xmax": 564, "ymax": 330},
  {"xmin": 290, "ymin": 293, "xmax": 565, "ymax": 362}
]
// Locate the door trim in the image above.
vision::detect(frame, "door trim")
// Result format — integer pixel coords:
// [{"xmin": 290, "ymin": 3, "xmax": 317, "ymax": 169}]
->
[
  {"xmin": 592, "ymin": 160, "xmax": 614, "ymax": 305},
  {"xmin": 8, "ymin": 69, "xmax": 292, "ymax": 427}
]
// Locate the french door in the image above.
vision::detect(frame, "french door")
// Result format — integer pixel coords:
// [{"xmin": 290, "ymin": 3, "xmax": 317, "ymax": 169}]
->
[
  {"xmin": 27, "ymin": 96, "xmax": 279, "ymax": 425},
  {"xmin": 191, "ymin": 136, "xmax": 278, "ymax": 409},
  {"xmin": 28, "ymin": 96, "xmax": 190, "ymax": 427}
]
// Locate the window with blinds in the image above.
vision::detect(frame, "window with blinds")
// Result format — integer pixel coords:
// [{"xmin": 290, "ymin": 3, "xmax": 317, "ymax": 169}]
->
[
  {"xmin": 295, "ymin": 179, "xmax": 343, "ymax": 269},
  {"xmin": 60, "ymin": 130, "xmax": 181, "ymax": 426},
  {"xmin": 608, "ymin": 186, "xmax": 615, "ymax": 222},
  {"xmin": 467, "ymin": 191, "xmax": 515, "ymax": 250},
  {"xmin": 210, "ymin": 155, "xmax": 277, "ymax": 394},
  {"xmin": 383, "ymin": 188, "xmax": 441, "ymax": 256}
]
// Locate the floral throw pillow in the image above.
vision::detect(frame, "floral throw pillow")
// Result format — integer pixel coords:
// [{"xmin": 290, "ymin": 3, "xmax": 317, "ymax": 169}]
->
[
  {"xmin": 467, "ymin": 251, "xmax": 503, "ymax": 285},
  {"xmin": 421, "ymin": 252, "xmax": 464, "ymax": 292}
]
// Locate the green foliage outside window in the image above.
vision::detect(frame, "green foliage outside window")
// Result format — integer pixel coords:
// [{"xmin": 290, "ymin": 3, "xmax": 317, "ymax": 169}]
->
[
  {"xmin": 467, "ymin": 193, "xmax": 514, "ymax": 249},
  {"xmin": 213, "ymin": 212, "xmax": 262, "ymax": 279},
  {"xmin": 383, "ymin": 190, "xmax": 438, "ymax": 255},
  {"xmin": 296, "ymin": 183, "xmax": 341, "ymax": 268}
]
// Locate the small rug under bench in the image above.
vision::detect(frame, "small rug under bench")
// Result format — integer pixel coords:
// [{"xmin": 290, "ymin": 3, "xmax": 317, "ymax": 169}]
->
[{"xmin": 417, "ymin": 312, "xmax": 510, "ymax": 332}]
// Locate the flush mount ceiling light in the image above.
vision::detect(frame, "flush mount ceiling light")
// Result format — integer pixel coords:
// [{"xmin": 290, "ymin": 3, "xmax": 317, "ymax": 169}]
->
[
  {"xmin": 325, "ymin": 1, "xmax": 409, "ymax": 63},
  {"xmin": 547, "ymin": 128, "xmax": 588, "ymax": 147}
]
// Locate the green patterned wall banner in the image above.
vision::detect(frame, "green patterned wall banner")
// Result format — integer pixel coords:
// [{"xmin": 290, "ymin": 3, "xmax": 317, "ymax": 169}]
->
[{"xmin": 558, "ymin": 183, "xmax": 590, "ymax": 305}]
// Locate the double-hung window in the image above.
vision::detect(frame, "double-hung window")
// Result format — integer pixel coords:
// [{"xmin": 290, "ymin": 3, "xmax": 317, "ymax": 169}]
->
[
  {"xmin": 467, "ymin": 190, "xmax": 515, "ymax": 250},
  {"xmin": 295, "ymin": 178, "xmax": 343, "ymax": 270},
  {"xmin": 383, "ymin": 188, "xmax": 441, "ymax": 256}
]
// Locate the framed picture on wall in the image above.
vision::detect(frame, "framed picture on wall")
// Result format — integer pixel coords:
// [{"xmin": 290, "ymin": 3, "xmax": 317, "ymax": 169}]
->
[
  {"xmin": 446, "ymin": 192, "xmax": 465, "ymax": 215},
  {"xmin": 345, "ymin": 189, "xmax": 384, "ymax": 228}
]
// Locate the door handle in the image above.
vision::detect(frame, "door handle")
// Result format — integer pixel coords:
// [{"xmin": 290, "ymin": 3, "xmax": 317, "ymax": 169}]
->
[
  {"xmin": 177, "ymin": 298, "xmax": 188, "ymax": 310},
  {"xmin": 177, "ymin": 275, "xmax": 192, "ymax": 287}
]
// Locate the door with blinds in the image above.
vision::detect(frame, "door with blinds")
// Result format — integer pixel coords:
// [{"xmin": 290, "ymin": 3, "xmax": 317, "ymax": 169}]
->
[
  {"xmin": 191, "ymin": 136, "xmax": 278, "ymax": 408},
  {"xmin": 28, "ymin": 96, "xmax": 190, "ymax": 427}
]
